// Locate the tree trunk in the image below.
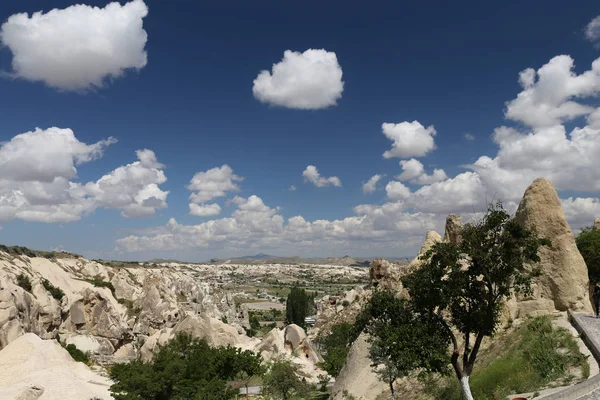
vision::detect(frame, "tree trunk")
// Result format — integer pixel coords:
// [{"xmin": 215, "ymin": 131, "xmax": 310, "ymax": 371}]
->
[
  {"xmin": 460, "ymin": 376, "xmax": 474, "ymax": 400},
  {"xmin": 389, "ymin": 380, "xmax": 396, "ymax": 400},
  {"xmin": 245, "ymin": 383, "xmax": 249, "ymax": 400}
]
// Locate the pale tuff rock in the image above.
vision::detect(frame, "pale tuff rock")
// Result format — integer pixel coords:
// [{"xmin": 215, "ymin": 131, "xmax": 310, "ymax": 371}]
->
[
  {"xmin": 257, "ymin": 325, "xmax": 325, "ymax": 383},
  {"xmin": 444, "ymin": 213, "xmax": 463, "ymax": 244},
  {"xmin": 408, "ymin": 230, "xmax": 442, "ymax": 269},
  {"xmin": 331, "ymin": 333, "xmax": 388, "ymax": 400},
  {"xmin": 369, "ymin": 258, "xmax": 399, "ymax": 290},
  {"xmin": 284, "ymin": 324, "xmax": 323, "ymax": 364},
  {"xmin": 0, "ymin": 333, "xmax": 112, "ymax": 400},
  {"xmin": 594, "ymin": 217, "xmax": 600, "ymax": 231},
  {"xmin": 311, "ymin": 285, "xmax": 370, "ymax": 341},
  {"xmin": 256, "ymin": 327, "xmax": 286, "ymax": 357},
  {"xmin": 514, "ymin": 177, "xmax": 592, "ymax": 315}
]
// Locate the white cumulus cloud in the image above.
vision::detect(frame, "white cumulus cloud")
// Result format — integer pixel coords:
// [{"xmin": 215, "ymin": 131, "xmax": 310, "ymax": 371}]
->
[
  {"xmin": 253, "ymin": 49, "xmax": 344, "ymax": 109},
  {"xmin": 0, "ymin": 0, "xmax": 148, "ymax": 91},
  {"xmin": 114, "ymin": 53, "xmax": 600, "ymax": 257},
  {"xmin": 189, "ymin": 203, "xmax": 222, "ymax": 217},
  {"xmin": 187, "ymin": 165, "xmax": 243, "ymax": 204},
  {"xmin": 0, "ymin": 128, "xmax": 168, "ymax": 222},
  {"xmin": 302, "ymin": 165, "xmax": 341, "ymax": 187},
  {"xmin": 505, "ymin": 55, "xmax": 600, "ymax": 128},
  {"xmin": 385, "ymin": 181, "xmax": 411, "ymax": 201},
  {"xmin": 382, "ymin": 121, "xmax": 437, "ymax": 158},
  {"xmin": 362, "ymin": 174, "xmax": 384, "ymax": 193},
  {"xmin": 397, "ymin": 159, "xmax": 448, "ymax": 185}
]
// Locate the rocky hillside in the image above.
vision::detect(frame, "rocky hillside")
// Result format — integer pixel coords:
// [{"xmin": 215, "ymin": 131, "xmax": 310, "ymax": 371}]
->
[{"xmin": 0, "ymin": 251, "xmax": 327, "ymax": 399}]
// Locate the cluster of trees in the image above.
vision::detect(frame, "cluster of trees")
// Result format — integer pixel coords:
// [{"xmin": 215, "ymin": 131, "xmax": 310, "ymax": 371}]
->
[
  {"xmin": 109, "ymin": 333, "xmax": 263, "ymax": 399},
  {"xmin": 317, "ymin": 323, "xmax": 356, "ymax": 378},
  {"xmin": 109, "ymin": 332, "xmax": 311, "ymax": 400},
  {"xmin": 356, "ymin": 202, "xmax": 549, "ymax": 400},
  {"xmin": 285, "ymin": 287, "xmax": 317, "ymax": 327}
]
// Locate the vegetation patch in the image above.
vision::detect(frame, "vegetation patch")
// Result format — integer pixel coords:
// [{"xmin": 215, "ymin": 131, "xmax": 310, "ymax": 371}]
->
[
  {"xmin": 64, "ymin": 343, "xmax": 91, "ymax": 365},
  {"xmin": 87, "ymin": 277, "xmax": 115, "ymax": 296},
  {"xmin": 42, "ymin": 278, "xmax": 65, "ymax": 300},
  {"xmin": 424, "ymin": 316, "xmax": 589, "ymax": 400},
  {"xmin": 16, "ymin": 273, "xmax": 32, "ymax": 292},
  {"xmin": 0, "ymin": 244, "xmax": 78, "ymax": 259},
  {"xmin": 317, "ymin": 322, "xmax": 355, "ymax": 377},
  {"xmin": 108, "ymin": 332, "xmax": 263, "ymax": 400}
]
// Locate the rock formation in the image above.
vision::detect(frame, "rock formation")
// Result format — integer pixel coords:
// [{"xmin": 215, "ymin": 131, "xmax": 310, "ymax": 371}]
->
[
  {"xmin": 283, "ymin": 324, "xmax": 323, "ymax": 364},
  {"xmin": 0, "ymin": 333, "xmax": 112, "ymax": 399},
  {"xmin": 594, "ymin": 217, "xmax": 600, "ymax": 231},
  {"xmin": 444, "ymin": 213, "xmax": 463, "ymax": 244},
  {"xmin": 408, "ymin": 230, "xmax": 442, "ymax": 269},
  {"xmin": 513, "ymin": 177, "xmax": 592, "ymax": 316},
  {"xmin": 330, "ymin": 333, "xmax": 388, "ymax": 400},
  {"xmin": 369, "ymin": 258, "xmax": 402, "ymax": 290}
]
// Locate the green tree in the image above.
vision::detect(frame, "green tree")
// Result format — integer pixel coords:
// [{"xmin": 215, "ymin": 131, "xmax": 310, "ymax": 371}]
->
[
  {"xmin": 285, "ymin": 287, "xmax": 310, "ymax": 327},
  {"xmin": 109, "ymin": 332, "xmax": 262, "ymax": 400},
  {"xmin": 400, "ymin": 202, "xmax": 549, "ymax": 400},
  {"xmin": 317, "ymin": 323, "xmax": 355, "ymax": 377},
  {"xmin": 235, "ymin": 347, "xmax": 265, "ymax": 399},
  {"xmin": 576, "ymin": 226, "xmax": 600, "ymax": 283},
  {"xmin": 263, "ymin": 358, "xmax": 308, "ymax": 400},
  {"xmin": 356, "ymin": 290, "xmax": 450, "ymax": 400}
]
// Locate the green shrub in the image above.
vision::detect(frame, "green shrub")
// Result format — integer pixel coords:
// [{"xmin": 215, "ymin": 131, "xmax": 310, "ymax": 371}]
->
[
  {"xmin": 109, "ymin": 332, "xmax": 263, "ymax": 400},
  {"xmin": 65, "ymin": 343, "xmax": 90, "ymax": 364},
  {"xmin": 87, "ymin": 278, "xmax": 115, "ymax": 295},
  {"xmin": 425, "ymin": 316, "xmax": 589, "ymax": 400},
  {"xmin": 16, "ymin": 273, "xmax": 32, "ymax": 292},
  {"xmin": 42, "ymin": 279, "xmax": 65, "ymax": 300}
]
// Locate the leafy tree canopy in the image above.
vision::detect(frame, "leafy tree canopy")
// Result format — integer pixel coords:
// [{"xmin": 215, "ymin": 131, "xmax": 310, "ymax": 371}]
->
[
  {"xmin": 361, "ymin": 202, "xmax": 549, "ymax": 400},
  {"xmin": 576, "ymin": 226, "xmax": 600, "ymax": 284},
  {"xmin": 109, "ymin": 332, "xmax": 263, "ymax": 400},
  {"xmin": 263, "ymin": 358, "xmax": 308, "ymax": 400}
]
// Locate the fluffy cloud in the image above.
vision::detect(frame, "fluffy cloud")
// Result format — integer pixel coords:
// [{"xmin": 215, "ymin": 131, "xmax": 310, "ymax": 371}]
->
[
  {"xmin": 586, "ymin": 16, "xmax": 600, "ymax": 45},
  {"xmin": 117, "ymin": 53, "xmax": 600, "ymax": 257},
  {"xmin": 562, "ymin": 198, "xmax": 600, "ymax": 228},
  {"xmin": 82, "ymin": 149, "xmax": 168, "ymax": 218},
  {"xmin": 0, "ymin": 127, "xmax": 167, "ymax": 222},
  {"xmin": 189, "ymin": 203, "xmax": 222, "ymax": 217},
  {"xmin": 385, "ymin": 181, "xmax": 411, "ymax": 201},
  {"xmin": 302, "ymin": 165, "xmax": 341, "ymax": 187},
  {"xmin": 187, "ymin": 165, "xmax": 242, "ymax": 203},
  {"xmin": 382, "ymin": 121, "xmax": 437, "ymax": 158},
  {"xmin": 0, "ymin": 127, "xmax": 116, "ymax": 182},
  {"xmin": 116, "ymin": 194, "xmax": 440, "ymax": 253},
  {"xmin": 0, "ymin": 0, "xmax": 148, "ymax": 91},
  {"xmin": 464, "ymin": 133, "xmax": 475, "ymax": 141},
  {"xmin": 362, "ymin": 174, "xmax": 384, "ymax": 193},
  {"xmin": 397, "ymin": 159, "xmax": 448, "ymax": 185},
  {"xmin": 504, "ymin": 55, "xmax": 600, "ymax": 128},
  {"xmin": 288, "ymin": 185, "xmax": 297, "ymax": 191},
  {"xmin": 253, "ymin": 49, "xmax": 344, "ymax": 109}
]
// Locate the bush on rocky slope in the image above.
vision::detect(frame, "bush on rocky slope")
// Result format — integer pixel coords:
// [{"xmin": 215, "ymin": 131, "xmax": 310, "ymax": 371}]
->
[
  {"xmin": 41, "ymin": 278, "xmax": 65, "ymax": 300},
  {"xmin": 424, "ymin": 316, "xmax": 589, "ymax": 400},
  {"xmin": 16, "ymin": 273, "xmax": 32, "ymax": 292}
]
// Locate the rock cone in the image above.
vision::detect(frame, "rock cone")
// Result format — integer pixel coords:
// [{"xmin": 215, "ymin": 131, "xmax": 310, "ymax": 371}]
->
[{"xmin": 514, "ymin": 177, "xmax": 592, "ymax": 314}]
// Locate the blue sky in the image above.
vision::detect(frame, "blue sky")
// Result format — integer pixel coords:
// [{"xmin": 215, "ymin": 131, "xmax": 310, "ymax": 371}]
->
[{"xmin": 0, "ymin": 0, "xmax": 600, "ymax": 261}]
